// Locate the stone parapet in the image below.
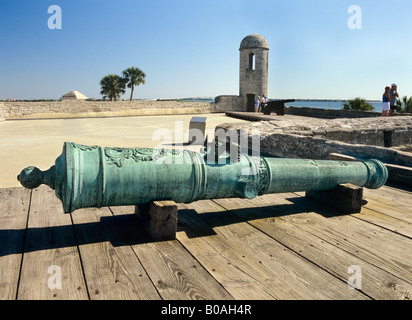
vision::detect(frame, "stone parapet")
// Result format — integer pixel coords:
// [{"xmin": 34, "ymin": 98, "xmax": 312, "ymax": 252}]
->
[
  {"xmin": 0, "ymin": 103, "xmax": 5, "ymax": 122},
  {"xmin": 214, "ymin": 95, "xmax": 245, "ymax": 112},
  {"xmin": 215, "ymin": 115, "xmax": 412, "ymax": 166},
  {"xmin": 3, "ymin": 100, "xmax": 221, "ymax": 120},
  {"xmin": 285, "ymin": 106, "xmax": 412, "ymax": 119}
]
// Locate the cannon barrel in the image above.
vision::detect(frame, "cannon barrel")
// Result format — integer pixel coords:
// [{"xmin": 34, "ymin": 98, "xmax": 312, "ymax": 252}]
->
[{"xmin": 17, "ymin": 142, "xmax": 388, "ymax": 213}]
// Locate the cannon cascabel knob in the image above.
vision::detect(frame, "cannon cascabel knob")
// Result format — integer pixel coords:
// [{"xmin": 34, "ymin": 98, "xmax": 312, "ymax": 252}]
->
[
  {"xmin": 17, "ymin": 166, "xmax": 43, "ymax": 189},
  {"xmin": 17, "ymin": 165, "xmax": 56, "ymax": 190}
]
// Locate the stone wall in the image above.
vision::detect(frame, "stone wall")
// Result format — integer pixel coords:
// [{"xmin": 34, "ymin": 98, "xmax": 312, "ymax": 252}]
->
[
  {"xmin": 285, "ymin": 106, "xmax": 412, "ymax": 119},
  {"xmin": 3, "ymin": 100, "xmax": 223, "ymax": 120},
  {"xmin": 256, "ymin": 132, "xmax": 412, "ymax": 166},
  {"xmin": 215, "ymin": 116, "xmax": 412, "ymax": 166},
  {"xmin": 0, "ymin": 103, "xmax": 4, "ymax": 122},
  {"xmin": 214, "ymin": 95, "xmax": 245, "ymax": 112},
  {"xmin": 258, "ymin": 116, "xmax": 412, "ymax": 148},
  {"xmin": 311, "ymin": 127, "xmax": 412, "ymax": 148}
]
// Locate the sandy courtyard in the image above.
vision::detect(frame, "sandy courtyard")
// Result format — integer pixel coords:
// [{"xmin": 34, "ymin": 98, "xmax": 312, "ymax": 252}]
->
[{"xmin": 0, "ymin": 113, "xmax": 248, "ymax": 188}]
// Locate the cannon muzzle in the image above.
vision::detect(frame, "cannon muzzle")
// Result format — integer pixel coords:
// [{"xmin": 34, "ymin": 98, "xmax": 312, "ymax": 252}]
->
[{"xmin": 18, "ymin": 142, "xmax": 388, "ymax": 213}]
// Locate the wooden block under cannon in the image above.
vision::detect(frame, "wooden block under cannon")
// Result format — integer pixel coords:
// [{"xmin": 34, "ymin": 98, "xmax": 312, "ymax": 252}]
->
[
  {"xmin": 136, "ymin": 201, "xmax": 178, "ymax": 241},
  {"xmin": 305, "ymin": 183, "xmax": 363, "ymax": 214}
]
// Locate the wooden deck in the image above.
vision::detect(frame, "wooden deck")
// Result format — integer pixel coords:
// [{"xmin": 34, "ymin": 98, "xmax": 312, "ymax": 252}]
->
[{"xmin": 0, "ymin": 184, "xmax": 411, "ymax": 300}]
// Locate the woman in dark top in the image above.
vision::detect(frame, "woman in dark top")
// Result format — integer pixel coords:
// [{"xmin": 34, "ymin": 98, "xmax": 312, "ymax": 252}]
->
[{"xmin": 382, "ymin": 86, "xmax": 390, "ymax": 117}]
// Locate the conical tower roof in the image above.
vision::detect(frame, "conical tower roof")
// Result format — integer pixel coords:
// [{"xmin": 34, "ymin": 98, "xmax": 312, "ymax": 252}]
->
[{"xmin": 61, "ymin": 91, "xmax": 88, "ymax": 100}]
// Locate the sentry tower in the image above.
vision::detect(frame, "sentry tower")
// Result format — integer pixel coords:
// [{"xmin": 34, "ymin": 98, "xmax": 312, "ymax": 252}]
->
[{"xmin": 239, "ymin": 34, "xmax": 269, "ymax": 112}]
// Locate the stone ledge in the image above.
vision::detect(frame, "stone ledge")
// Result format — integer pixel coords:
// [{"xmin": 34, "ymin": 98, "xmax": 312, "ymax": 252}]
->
[
  {"xmin": 285, "ymin": 106, "xmax": 412, "ymax": 119},
  {"xmin": 2, "ymin": 100, "xmax": 222, "ymax": 119},
  {"xmin": 215, "ymin": 117, "xmax": 412, "ymax": 167},
  {"xmin": 0, "ymin": 103, "xmax": 5, "ymax": 122},
  {"xmin": 220, "ymin": 115, "xmax": 412, "ymax": 148}
]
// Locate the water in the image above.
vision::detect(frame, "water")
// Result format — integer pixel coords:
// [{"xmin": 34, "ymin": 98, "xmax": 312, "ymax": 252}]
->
[
  {"xmin": 183, "ymin": 98, "xmax": 382, "ymax": 112},
  {"xmin": 285, "ymin": 100, "xmax": 381, "ymax": 112}
]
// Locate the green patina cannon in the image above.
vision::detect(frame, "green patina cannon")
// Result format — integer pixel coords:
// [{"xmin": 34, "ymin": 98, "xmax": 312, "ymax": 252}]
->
[{"xmin": 17, "ymin": 142, "xmax": 388, "ymax": 214}]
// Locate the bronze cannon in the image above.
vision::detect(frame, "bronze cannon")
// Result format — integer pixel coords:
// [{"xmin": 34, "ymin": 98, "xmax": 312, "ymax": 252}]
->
[{"xmin": 17, "ymin": 142, "xmax": 388, "ymax": 213}]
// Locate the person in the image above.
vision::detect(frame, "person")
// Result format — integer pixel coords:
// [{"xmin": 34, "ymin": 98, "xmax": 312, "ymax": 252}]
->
[
  {"xmin": 260, "ymin": 95, "xmax": 267, "ymax": 112},
  {"xmin": 389, "ymin": 83, "xmax": 399, "ymax": 116},
  {"xmin": 382, "ymin": 86, "xmax": 391, "ymax": 117},
  {"xmin": 255, "ymin": 96, "xmax": 260, "ymax": 113}
]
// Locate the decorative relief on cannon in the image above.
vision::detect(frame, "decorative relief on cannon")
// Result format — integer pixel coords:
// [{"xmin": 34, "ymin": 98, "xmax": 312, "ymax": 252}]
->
[{"xmin": 104, "ymin": 147, "xmax": 181, "ymax": 167}]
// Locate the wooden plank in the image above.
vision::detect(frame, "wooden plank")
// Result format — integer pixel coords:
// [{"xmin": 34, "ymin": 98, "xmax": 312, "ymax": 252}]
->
[
  {"xmin": 257, "ymin": 193, "xmax": 412, "ymax": 284},
  {"xmin": 363, "ymin": 187, "xmax": 412, "ymax": 223},
  {"xmin": 214, "ymin": 196, "xmax": 412, "ymax": 300},
  {"xmin": 354, "ymin": 207, "xmax": 412, "ymax": 239},
  {"xmin": 294, "ymin": 189, "xmax": 412, "ymax": 238},
  {"xmin": 70, "ymin": 206, "xmax": 160, "ymax": 300},
  {"xmin": 0, "ymin": 187, "xmax": 31, "ymax": 300},
  {"xmin": 286, "ymin": 187, "xmax": 412, "ymax": 224},
  {"xmin": 179, "ymin": 200, "xmax": 368, "ymax": 300},
  {"xmin": 17, "ymin": 186, "xmax": 88, "ymax": 300},
  {"xmin": 382, "ymin": 184, "xmax": 412, "ymax": 194},
  {"xmin": 363, "ymin": 194, "xmax": 412, "ymax": 218},
  {"xmin": 110, "ymin": 205, "xmax": 233, "ymax": 300},
  {"xmin": 177, "ymin": 203, "xmax": 278, "ymax": 300},
  {"xmin": 367, "ymin": 185, "xmax": 412, "ymax": 199},
  {"xmin": 363, "ymin": 194, "xmax": 412, "ymax": 220}
]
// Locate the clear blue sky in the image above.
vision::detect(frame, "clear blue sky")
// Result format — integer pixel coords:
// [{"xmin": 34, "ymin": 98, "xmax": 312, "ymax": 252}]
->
[{"xmin": 1, "ymin": 0, "xmax": 411, "ymax": 100}]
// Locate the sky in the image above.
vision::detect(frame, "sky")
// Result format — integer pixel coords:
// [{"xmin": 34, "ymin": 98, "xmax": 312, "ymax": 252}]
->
[{"xmin": 0, "ymin": 0, "xmax": 411, "ymax": 100}]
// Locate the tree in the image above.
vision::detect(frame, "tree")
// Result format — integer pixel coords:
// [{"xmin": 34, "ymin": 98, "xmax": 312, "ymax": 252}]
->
[
  {"xmin": 100, "ymin": 74, "xmax": 127, "ymax": 101},
  {"xmin": 396, "ymin": 96, "xmax": 412, "ymax": 114},
  {"xmin": 122, "ymin": 67, "xmax": 146, "ymax": 101},
  {"xmin": 343, "ymin": 97, "xmax": 374, "ymax": 111}
]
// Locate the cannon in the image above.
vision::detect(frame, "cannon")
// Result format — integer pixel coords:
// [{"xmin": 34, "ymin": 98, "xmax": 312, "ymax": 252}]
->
[
  {"xmin": 17, "ymin": 142, "xmax": 388, "ymax": 214},
  {"xmin": 262, "ymin": 99, "xmax": 295, "ymax": 116}
]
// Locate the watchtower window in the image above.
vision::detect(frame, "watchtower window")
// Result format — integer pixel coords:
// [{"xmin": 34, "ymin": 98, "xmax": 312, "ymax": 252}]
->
[{"xmin": 249, "ymin": 53, "xmax": 255, "ymax": 70}]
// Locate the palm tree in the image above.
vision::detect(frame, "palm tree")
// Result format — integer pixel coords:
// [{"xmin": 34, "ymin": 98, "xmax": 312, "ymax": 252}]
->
[
  {"xmin": 100, "ymin": 74, "xmax": 127, "ymax": 101},
  {"xmin": 122, "ymin": 67, "xmax": 146, "ymax": 101},
  {"xmin": 397, "ymin": 96, "xmax": 412, "ymax": 113},
  {"xmin": 343, "ymin": 97, "xmax": 374, "ymax": 111}
]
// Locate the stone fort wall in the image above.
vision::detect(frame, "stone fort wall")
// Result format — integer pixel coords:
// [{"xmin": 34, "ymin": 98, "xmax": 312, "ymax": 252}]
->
[
  {"xmin": 215, "ymin": 116, "xmax": 412, "ymax": 166},
  {"xmin": 285, "ymin": 106, "xmax": 412, "ymax": 119},
  {"xmin": 2, "ymin": 100, "xmax": 216, "ymax": 119},
  {"xmin": 0, "ymin": 103, "xmax": 5, "ymax": 121},
  {"xmin": 214, "ymin": 95, "xmax": 245, "ymax": 112},
  {"xmin": 1, "ymin": 98, "xmax": 246, "ymax": 120}
]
